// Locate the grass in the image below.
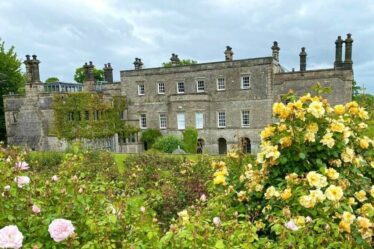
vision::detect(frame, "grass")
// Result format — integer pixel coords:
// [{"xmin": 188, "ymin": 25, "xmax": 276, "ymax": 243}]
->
[{"xmin": 364, "ymin": 119, "xmax": 374, "ymax": 138}]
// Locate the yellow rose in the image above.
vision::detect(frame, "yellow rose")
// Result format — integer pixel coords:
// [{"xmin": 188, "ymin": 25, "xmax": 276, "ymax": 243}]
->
[
  {"xmin": 278, "ymin": 123, "xmax": 287, "ymax": 132},
  {"xmin": 357, "ymin": 217, "xmax": 371, "ymax": 229},
  {"xmin": 325, "ymin": 168, "xmax": 339, "ymax": 180},
  {"xmin": 359, "ymin": 137, "xmax": 370, "ymax": 149},
  {"xmin": 177, "ymin": 210, "xmax": 189, "ymax": 224},
  {"xmin": 307, "ymin": 101, "xmax": 325, "ymax": 118},
  {"xmin": 213, "ymin": 174, "xmax": 226, "ymax": 185},
  {"xmin": 358, "ymin": 122, "xmax": 368, "ymax": 129},
  {"xmin": 354, "ymin": 190, "xmax": 367, "ymax": 202},
  {"xmin": 306, "ymin": 123, "xmax": 319, "ymax": 133},
  {"xmin": 227, "ymin": 151, "xmax": 239, "ymax": 159},
  {"xmin": 299, "ymin": 195, "xmax": 316, "ymax": 208},
  {"xmin": 304, "ymin": 132, "xmax": 316, "ymax": 143},
  {"xmin": 306, "ymin": 171, "xmax": 328, "ymax": 189},
  {"xmin": 309, "ymin": 189, "xmax": 326, "ymax": 203},
  {"xmin": 342, "ymin": 211, "xmax": 356, "ymax": 224},
  {"xmin": 357, "ymin": 107, "xmax": 369, "ymax": 119},
  {"xmin": 237, "ymin": 191, "xmax": 247, "ymax": 202},
  {"xmin": 321, "ymin": 132, "xmax": 335, "ymax": 148},
  {"xmin": 371, "ymin": 161, "xmax": 374, "ymax": 168},
  {"xmin": 341, "ymin": 148, "xmax": 354, "ymax": 163},
  {"xmin": 339, "ymin": 220, "xmax": 351, "ymax": 233},
  {"xmin": 264, "ymin": 186, "xmax": 280, "ymax": 199},
  {"xmin": 325, "ymin": 185, "xmax": 343, "ymax": 201},
  {"xmin": 334, "ymin": 105, "xmax": 345, "ymax": 115},
  {"xmin": 280, "ymin": 136, "xmax": 292, "ymax": 148},
  {"xmin": 281, "ymin": 188, "xmax": 292, "ymax": 200},
  {"xmin": 260, "ymin": 126, "xmax": 276, "ymax": 140},
  {"xmin": 300, "ymin": 93, "xmax": 311, "ymax": 103},
  {"xmin": 360, "ymin": 203, "xmax": 374, "ymax": 217},
  {"xmin": 348, "ymin": 197, "xmax": 357, "ymax": 206},
  {"xmin": 330, "ymin": 122, "xmax": 345, "ymax": 133}
]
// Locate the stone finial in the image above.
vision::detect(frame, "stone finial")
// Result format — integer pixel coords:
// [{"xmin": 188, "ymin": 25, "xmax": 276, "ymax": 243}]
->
[
  {"xmin": 299, "ymin": 47, "xmax": 307, "ymax": 72},
  {"xmin": 103, "ymin": 62, "xmax": 113, "ymax": 83},
  {"xmin": 224, "ymin": 46, "xmax": 233, "ymax": 61},
  {"xmin": 271, "ymin": 41, "xmax": 280, "ymax": 61},
  {"xmin": 83, "ymin": 61, "xmax": 95, "ymax": 81},
  {"xmin": 133, "ymin": 58, "xmax": 143, "ymax": 70},
  {"xmin": 170, "ymin": 53, "xmax": 180, "ymax": 66},
  {"xmin": 343, "ymin": 33, "xmax": 353, "ymax": 69}
]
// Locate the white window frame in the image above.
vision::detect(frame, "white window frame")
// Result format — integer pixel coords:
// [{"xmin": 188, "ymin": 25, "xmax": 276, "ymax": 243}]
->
[
  {"xmin": 241, "ymin": 110, "xmax": 250, "ymax": 127},
  {"xmin": 217, "ymin": 111, "xmax": 226, "ymax": 128},
  {"xmin": 195, "ymin": 112, "xmax": 204, "ymax": 129},
  {"xmin": 241, "ymin": 75, "xmax": 251, "ymax": 89},
  {"xmin": 217, "ymin": 77, "xmax": 225, "ymax": 91},
  {"xmin": 177, "ymin": 112, "xmax": 185, "ymax": 130},
  {"xmin": 196, "ymin": 80, "xmax": 205, "ymax": 92},
  {"xmin": 159, "ymin": 113, "xmax": 167, "ymax": 129},
  {"xmin": 177, "ymin": 82, "xmax": 185, "ymax": 94},
  {"xmin": 138, "ymin": 84, "xmax": 145, "ymax": 95},
  {"xmin": 157, "ymin": 82, "xmax": 165, "ymax": 94},
  {"xmin": 139, "ymin": 114, "xmax": 147, "ymax": 129}
]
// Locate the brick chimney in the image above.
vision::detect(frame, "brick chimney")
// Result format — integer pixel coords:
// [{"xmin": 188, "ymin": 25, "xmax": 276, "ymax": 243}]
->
[
  {"xmin": 103, "ymin": 63, "xmax": 113, "ymax": 83},
  {"xmin": 24, "ymin": 54, "xmax": 44, "ymax": 95},
  {"xmin": 271, "ymin": 41, "xmax": 280, "ymax": 61},
  {"xmin": 133, "ymin": 58, "xmax": 143, "ymax": 70},
  {"xmin": 83, "ymin": 61, "xmax": 95, "ymax": 92},
  {"xmin": 334, "ymin": 36, "xmax": 343, "ymax": 69},
  {"xmin": 343, "ymin": 33, "xmax": 353, "ymax": 70},
  {"xmin": 170, "ymin": 53, "xmax": 180, "ymax": 66},
  {"xmin": 224, "ymin": 46, "xmax": 233, "ymax": 61},
  {"xmin": 299, "ymin": 47, "xmax": 307, "ymax": 72}
]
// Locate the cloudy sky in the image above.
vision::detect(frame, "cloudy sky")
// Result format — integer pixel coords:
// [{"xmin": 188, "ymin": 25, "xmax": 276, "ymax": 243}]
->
[{"xmin": 0, "ymin": 0, "xmax": 373, "ymax": 93}]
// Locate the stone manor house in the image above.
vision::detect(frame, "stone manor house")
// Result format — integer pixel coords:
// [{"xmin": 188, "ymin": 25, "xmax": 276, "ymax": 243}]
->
[{"xmin": 3, "ymin": 34, "xmax": 353, "ymax": 154}]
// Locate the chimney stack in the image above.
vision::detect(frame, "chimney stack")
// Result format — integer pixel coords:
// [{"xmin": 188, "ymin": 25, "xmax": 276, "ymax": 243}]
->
[
  {"xmin": 224, "ymin": 46, "xmax": 233, "ymax": 61},
  {"xmin": 299, "ymin": 47, "xmax": 307, "ymax": 72},
  {"xmin": 170, "ymin": 53, "xmax": 180, "ymax": 66},
  {"xmin": 83, "ymin": 61, "xmax": 95, "ymax": 82},
  {"xmin": 271, "ymin": 41, "xmax": 280, "ymax": 61},
  {"xmin": 334, "ymin": 36, "xmax": 343, "ymax": 68},
  {"xmin": 24, "ymin": 55, "xmax": 41, "ymax": 84},
  {"xmin": 343, "ymin": 33, "xmax": 353, "ymax": 69},
  {"xmin": 103, "ymin": 63, "xmax": 113, "ymax": 83},
  {"xmin": 133, "ymin": 58, "xmax": 143, "ymax": 70}
]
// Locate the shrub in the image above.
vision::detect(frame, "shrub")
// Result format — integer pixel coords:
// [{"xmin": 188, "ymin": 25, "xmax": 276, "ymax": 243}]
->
[
  {"xmin": 182, "ymin": 127, "xmax": 198, "ymax": 153},
  {"xmin": 25, "ymin": 151, "xmax": 64, "ymax": 172},
  {"xmin": 140, "ymin": 128, "xmax": 162, "ymax": 149},
  {"xmin": 153, "ymin": 135, "xmax": 183, "ymax": 153}
]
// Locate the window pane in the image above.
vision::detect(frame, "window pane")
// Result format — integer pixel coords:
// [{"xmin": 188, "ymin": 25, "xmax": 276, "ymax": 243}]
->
[
  {"xmin": 217, "ymin": 78, "xmax": 225, "ymax": 90},
  {"xmin": 177, "ymin": 113, "xmax": 185, "ymax": 130},
  {"xmin": 195, "ymin": 112, "xmax": 204, "ymax": 129},
  {"xmin": 177, "ymin": 82, "xmax": 185, "ymax": 93},
  {"xmin": 218, "ymin": 112, "xmax": 226, "ymax": 127},
  {"xmin": 138, "ymin": 84, "xmax": 145, "ymax": 95},
  {"xmin": 241, "ymin": 75, "xmax": 250, "ymax": 89},
  {"xmin": 140, "ymin": 114, "xmax": 147, "ymax": 128},
  {"xmin": 158, "ymin": 82, "xmax": 165, "ymax": 93},
  {"xmin": 242, "ymin": 111, "xmax": 250, "ymax": 127},
  {"xmin": 197, "ymin": 80, "xmax": 204, "ymax": 92},
  {"xmin": 159, "ymin": 113, "xmax": 167, "ymax": 129}
]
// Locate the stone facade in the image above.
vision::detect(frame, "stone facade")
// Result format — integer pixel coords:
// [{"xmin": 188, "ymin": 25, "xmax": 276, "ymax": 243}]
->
[{"xmin": 3, "ymin": 34, "xmax": 354, "ymax": 154}]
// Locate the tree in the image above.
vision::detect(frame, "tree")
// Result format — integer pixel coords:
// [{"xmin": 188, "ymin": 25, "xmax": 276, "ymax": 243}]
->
[
  {"xmin": 162, "ymin": 59, "xmax": 197, "ymax": 68},
  {"xmin": 45, "ymin": 77, "xmax": 59, "ymax": 83},
  {"xmin": 0, "ymin": 39, "xmax": 25, "ymax": 141},
  {"xmin": 74, "ymin": 67, "xmax": 104, "ymax": 83},
  {"xmin": 352, "ymin": 80, "xmax": 361, "ymax": 98},
  {"xmin": 182, "ymin": 127, "xmax": 198, "ymax": 153},
  {"xmin": 141, "ymin": 129, "xmax": 162, "ymax": 149}
]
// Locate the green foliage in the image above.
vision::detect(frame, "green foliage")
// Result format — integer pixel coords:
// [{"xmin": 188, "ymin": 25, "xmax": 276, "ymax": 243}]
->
[
  {"xmin": 0, "ymin": 39, "xmax": 25, "ymax": 141},
  {"xmin": 26, "ymin": 151, "xmax": 64, "ymax": 172},
  {"xmin": 140, "ymin": 129, "xmax": 162, "ymax": 149},
  {"xmin": 45, "ymin": 77, "xmax": 59, "ymax": 83},
  {"xmin": 352, "ymin": 80, "xmax": 362, "ymax": 98},
  {"xmin": 153, "ymin": 135, "xmax": 183, "ymax": 153},
  {"xmin": 53, "ymin": 93, "xmax": 137, "ymax": 140},
  {"xmin": 182, "ymin": 127, "xmax": 198, "ymax": 153},
  {"xmin": 162, "ymin": 59, "xmax": 198, "ymax": 68},
  {"xmin": 74, "ymin": 67, "xmax": 103, "ymax": 83}
]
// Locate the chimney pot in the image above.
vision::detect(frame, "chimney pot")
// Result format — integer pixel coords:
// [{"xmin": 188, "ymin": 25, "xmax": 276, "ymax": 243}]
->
[
  {"xmin": 299, "ymin": 47, "xmax": 307, "ymax": 72},
  {"xmin": 224, "ymin": 46, "xmax": 234, "ymax": 61}
]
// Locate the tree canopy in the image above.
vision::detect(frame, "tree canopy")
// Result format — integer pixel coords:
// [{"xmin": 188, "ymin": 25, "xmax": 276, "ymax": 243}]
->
[
  {"xmin": 162, "ymin": 59, "xmax": 197, "ymax": 68},
  {"xmin": 0, "ymin": 39, "xmax": 25, "ymax": 141},
  {"xmin": 74, "ymin": 67, "xmax": 104, "ymax": 83},
  {"xmin": 45, "ymin": 77, "xmax": 60, "ymax": 83}
]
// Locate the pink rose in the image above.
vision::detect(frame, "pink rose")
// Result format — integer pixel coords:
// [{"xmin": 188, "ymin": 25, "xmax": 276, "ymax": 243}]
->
[
  {"xmin": 0, "ymin": 225, "xmax": 24, "ymax": 249},
  {"xmin": 15, "ymin": 161, "xmax": 29, "ymax": 170},
  {"xmin": 200, "ymin": 194, "xmax": 207, "ymax": 202},
  {"xmin": 48, "ymin": 219, "xmax": 75, "ymax": 242},
  {"xmin": 51, "ymin": 175, "xmax": 59, "ymax": 182},
  {"xmin": 4, "ymin": 185, "xmax": 10, "ymax": 191},
  {"xmin": 14, "ymin": 176, "xmax": 30, "ymax": 188},
  {"xmin": 285, "ymin": 220, "xmax": 299, "ymax": 231},
  {"xmin": 32, "ymin": 205, "xmax": 41, "ymax": 214},
  {"xmin": 213, "ymin": 217, "xmax": 221, "ymax": 227}
]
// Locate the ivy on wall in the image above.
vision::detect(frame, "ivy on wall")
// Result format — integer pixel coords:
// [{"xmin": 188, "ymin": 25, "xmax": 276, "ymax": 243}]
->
[{"xmin": 52, "ymin": 93, "xmax": 138, "ymax": 140}]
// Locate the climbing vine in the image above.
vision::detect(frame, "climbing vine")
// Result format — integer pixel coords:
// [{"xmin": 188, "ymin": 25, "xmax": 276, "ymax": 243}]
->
[{"xmin": 52, "ymin": 93, "xmax": 138, "ymax": 140}]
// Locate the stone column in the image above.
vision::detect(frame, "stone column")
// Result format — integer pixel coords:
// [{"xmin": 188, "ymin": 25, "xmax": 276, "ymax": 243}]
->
[
  {"xmin": 299, "ymin": 47, "xmax": 307, "ymax": 72},
  {"xmin": 334, "ymin": 36, "xmax": 343, "ymax": 68},
  {"xmin": 24, "ymin": 55, "xmax": 32, "ymax": 83},
  {"xmin": 30, "ymin": 55, "xmax": 41, "ymax": 83},
  {"xmin": 344, "ymin": 33, "xmax": 353, "ymax": 69},
  {"xmin": 271, "ymin": 41, "xmax": 280, "ymax": 61},
  {"xmin": 224, "ymin": 46, "xmax": 234, "ymax": 61}
]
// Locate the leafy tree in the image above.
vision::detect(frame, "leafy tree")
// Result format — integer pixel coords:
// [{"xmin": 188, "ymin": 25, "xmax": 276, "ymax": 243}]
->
[
  {"xmin": 141, "ymin": 129, "xmax": 162, "ymax": 149},
  {"xmin": 0, "ymin": 39, "xmax": 25, "ymax": 141},
  {"xmin": 182, "ymin": 127, "xmax": 198, "ymax": 153},
  {"xmin": 153, "ymin": 135, "xmax": 183, "ymax": 153},
  {"xmin": 45, "ymin": 77, "xmax": 59, "ymax": 83},
  {"xmin": 74, "ymin": 67, "xmax": 104, "ymax": 83},
  {"xmin": 352, "ymin": 80, "xmax": 361, "ymax": 98},
  {"xmin": 162, "ymin": 59, "xmax": 197, "ymax": 68}
]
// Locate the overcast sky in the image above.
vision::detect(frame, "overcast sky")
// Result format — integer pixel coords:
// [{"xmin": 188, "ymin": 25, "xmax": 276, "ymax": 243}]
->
[{"xmin": 0, "ymin": 0, "xmax": 373, "ymax": 93}]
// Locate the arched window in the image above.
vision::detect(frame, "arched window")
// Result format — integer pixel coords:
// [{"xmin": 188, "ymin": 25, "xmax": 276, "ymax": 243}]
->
[
  {"xmin": 241, "ymin": 137, "xmax": 251, "ymax": 153},
  {"xmin": 218, "ymin": 138, "xmax": 227, "ymax": 154}
]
